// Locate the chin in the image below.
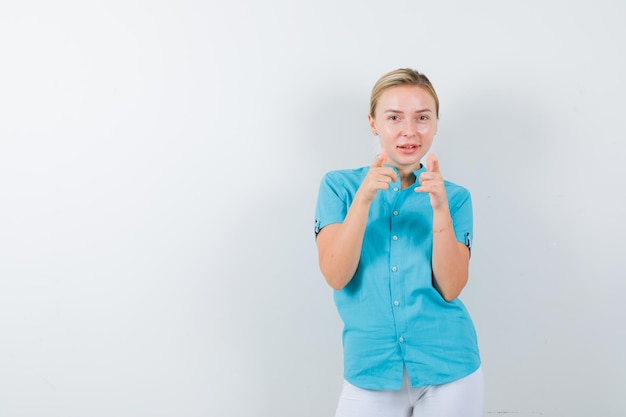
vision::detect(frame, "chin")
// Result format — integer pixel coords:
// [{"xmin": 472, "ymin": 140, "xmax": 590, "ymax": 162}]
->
[{"xmin": 396, "ymin": 154, "xmax": 423, "ymax": 165}]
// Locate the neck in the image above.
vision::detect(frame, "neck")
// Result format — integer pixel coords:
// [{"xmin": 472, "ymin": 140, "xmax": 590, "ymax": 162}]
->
[
  {"xmin": 393, "ymin": 162, "xmax": 423, "ymax": 189},
  {"xmin": 399, "ymin": 170, "xmax": 417, "ymax": 190}
]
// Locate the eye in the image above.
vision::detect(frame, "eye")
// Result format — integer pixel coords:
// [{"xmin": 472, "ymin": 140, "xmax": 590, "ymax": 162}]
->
[
  {"xmin": 388, "ymin": 115, "xmax": 401, "ymax": 121},
  {"xmin": 418, "ymin": 115, "xmax": 429, "ymax": 121}
]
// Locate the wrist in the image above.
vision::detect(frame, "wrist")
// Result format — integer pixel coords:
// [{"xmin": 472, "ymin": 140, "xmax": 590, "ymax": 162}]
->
[
  {"xmin": 432, "ymin": 219, "xmax": 453, "ymax": 233},
  {"xmin": 432, "ymin": 210, "xmax": 453, "ymax": 233},
  {"xmin": 353, "ymin": 189, "xmax": 375, "ymax": 206}
]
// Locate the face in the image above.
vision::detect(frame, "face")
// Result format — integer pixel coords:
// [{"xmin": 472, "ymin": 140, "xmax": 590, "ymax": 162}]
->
[{"xmin": 368, "ymin": 85, "xmax": 438, "ymax": 172}]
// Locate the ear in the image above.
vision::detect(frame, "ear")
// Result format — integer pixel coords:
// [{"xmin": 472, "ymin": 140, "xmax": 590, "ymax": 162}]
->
[{"xmin": 368, "ymin": 114, "xmax": 377, "ymax": 135}]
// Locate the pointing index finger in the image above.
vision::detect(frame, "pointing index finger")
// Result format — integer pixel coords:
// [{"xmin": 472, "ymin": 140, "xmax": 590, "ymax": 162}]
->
[
  {"xmin": 426, "ymin": 153, "xmax": 440, "ymax": 173},
  {"xmin": 372, "ymin": 148, "xmax": 388, "ymax": 168}
]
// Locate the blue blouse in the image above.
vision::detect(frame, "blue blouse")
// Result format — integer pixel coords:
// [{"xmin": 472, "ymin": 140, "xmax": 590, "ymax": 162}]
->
[{"xmin": 314, "ymin": 164, "xmax": 481, "ymax": 390}]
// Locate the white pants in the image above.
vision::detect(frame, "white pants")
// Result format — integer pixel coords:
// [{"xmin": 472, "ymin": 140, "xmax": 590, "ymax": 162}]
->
[{"xmin": 335, "ymin": 367, "xmax": 484, "ymax": 417}]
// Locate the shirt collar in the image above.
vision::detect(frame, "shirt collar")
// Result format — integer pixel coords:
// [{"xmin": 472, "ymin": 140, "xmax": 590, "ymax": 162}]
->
[{"xmin": 384, "ymin": 164, "xmax": 426, "ymax": 188}]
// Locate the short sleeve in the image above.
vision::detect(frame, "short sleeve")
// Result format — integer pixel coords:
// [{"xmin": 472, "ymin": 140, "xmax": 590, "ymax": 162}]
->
[
  {"xmin": 446, "ymin": 184, "xmax": 474, "ymax": 250},
  {"xmin": 314, "ymin": 172, "xmax": 349, "ymax": 236}
]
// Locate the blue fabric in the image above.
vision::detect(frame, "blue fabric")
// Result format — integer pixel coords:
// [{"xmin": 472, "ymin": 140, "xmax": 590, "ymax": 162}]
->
[{"xmin": 314, "ymin": 165, "xmax": 481, "ymax": 390}]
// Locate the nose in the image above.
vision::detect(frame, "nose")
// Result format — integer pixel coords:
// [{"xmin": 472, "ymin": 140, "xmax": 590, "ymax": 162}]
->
[{"xmin": 402, "ymin": 120, "xmax": 418, "ymax": 137}]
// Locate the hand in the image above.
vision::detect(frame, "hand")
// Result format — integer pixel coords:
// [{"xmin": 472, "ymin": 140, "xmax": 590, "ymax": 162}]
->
[
  {"xmin": 357, "ymin": 149, "xmax": 398, "ymax": 203},
  {"xmin": 415, "ymin": 153, "xmax": 448, "ymax": 210}
]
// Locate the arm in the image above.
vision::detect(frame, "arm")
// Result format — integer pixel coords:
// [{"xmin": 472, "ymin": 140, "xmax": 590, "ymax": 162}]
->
[
  {"xmin": 316, "ymin": 197, "xmax": 370, "ymax": 290},
  {"xmin": 316, "ymin": 151, "xmax": 397, "ymax": 290},
  {"xmin": 430, "ymin": 209, "xmax": 470, "ymax": 301},
  {"xmin": 416, "ymin": 154, "xmax": 471, "ymax": 301}
]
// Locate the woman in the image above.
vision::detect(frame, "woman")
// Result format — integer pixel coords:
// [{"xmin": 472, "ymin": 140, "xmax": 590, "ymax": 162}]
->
[{"xmin": 314, "ymin": 68, "xmax": 483, "ymax": 417}]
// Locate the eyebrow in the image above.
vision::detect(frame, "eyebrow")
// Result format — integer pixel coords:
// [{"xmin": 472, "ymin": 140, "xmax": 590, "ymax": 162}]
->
[{"xmin": 383, "ymin": 108, "xmax": 433, "ymax": 114}]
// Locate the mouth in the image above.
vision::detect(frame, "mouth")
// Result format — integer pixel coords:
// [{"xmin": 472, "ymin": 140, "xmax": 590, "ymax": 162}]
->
[{"xmin": 397, "ymin": 144, "xmax": 420, "ymax": 153}]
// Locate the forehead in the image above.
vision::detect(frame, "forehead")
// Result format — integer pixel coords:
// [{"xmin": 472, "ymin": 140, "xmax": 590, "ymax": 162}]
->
[{"xmin": 378, "ymin": 85, "xmax": 436, "ymax": 110}]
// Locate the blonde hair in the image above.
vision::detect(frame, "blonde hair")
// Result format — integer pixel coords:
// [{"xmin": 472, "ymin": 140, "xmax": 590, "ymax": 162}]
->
[{"xmin": 369, "ymin": 68, "xmax": 439, "ymax": 118}]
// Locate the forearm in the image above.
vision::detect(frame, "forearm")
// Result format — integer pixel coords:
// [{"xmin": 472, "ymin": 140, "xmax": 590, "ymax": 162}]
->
[
  {"xmin": 317, "ymin": 197, "xmax": 371, "ymax": 290},
  {"xmin": 431, "ymin": 209, "xmax": 470, "ymax": 301}
]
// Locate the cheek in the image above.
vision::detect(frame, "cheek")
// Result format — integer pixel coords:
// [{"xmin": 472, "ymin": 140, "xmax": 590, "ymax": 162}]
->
[
  {"xmin": 418, "ymin": 123, "xmax": 437, "ymax": 136},
  {"xmin": 417, "ymin": 124, "xmax": 435, "ymax": 135},
  {"xmin": 389, "ymin": 122, "xmax": 406, "ymax": 132}
]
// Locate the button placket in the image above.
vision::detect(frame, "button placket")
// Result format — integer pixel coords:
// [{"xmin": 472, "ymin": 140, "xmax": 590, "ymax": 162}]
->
[{"xmin": 389, "ymin": 191, "xmax": 407, "ymax": 350}]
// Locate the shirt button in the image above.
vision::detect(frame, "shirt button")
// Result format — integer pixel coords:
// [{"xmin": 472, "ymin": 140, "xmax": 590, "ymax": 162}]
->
[
  {"xmin": 391, "ymin": 266, "xmax": 397, "ymax": 272},
  {"xmin": 393, "ymin": 300, "xmax": 400, "ymax": 306},
  {"xmin": 393, "ymin": 210, "xmax": 399, "ymax": 216},
  {"xmin": 398, "ymin": 337, "xmax": 404, "ymax": 343},
  {"xmin": 393, "ymin": 187, "xmax": 399, "ymax": 192},
  {"xmin": 392, "ymin": 235, "xmax": 398, "ymax": 241}
]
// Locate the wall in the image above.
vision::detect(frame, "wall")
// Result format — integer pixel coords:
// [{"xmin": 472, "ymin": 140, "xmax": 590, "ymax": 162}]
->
[{"xmin": 1, "ymin": 1, "xmax": 624, "ymax": 416}]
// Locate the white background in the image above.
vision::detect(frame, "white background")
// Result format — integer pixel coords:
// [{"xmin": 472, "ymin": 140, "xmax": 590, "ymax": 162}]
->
[{"xmin": 1, "ymin": 1, "xmax": 625, "ymax": 416}]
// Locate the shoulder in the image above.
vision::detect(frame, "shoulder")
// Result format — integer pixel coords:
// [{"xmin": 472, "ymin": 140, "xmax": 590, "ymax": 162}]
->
[
  {"xmin": 321, "ymin": 166, "xmax": 369, "ymax": 188},
  {"xmin": 443, "ymin": 179, "xmax": 472, "ymax": 206},
  {"xmin": 443, "ymin": 179, "xmax": 470, "ymax": 194},
  {"xmin": 323, "ymin": 166, "xmax": 369, "ymax": 179}
]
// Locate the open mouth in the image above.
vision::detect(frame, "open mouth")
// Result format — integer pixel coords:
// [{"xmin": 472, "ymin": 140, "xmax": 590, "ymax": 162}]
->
[{"xmin": 397, "ymin": 144, "xmax": 419, "ymax": 151}]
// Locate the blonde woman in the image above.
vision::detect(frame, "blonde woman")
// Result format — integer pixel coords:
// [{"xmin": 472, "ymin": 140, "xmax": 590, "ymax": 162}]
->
[{"xmin": 314, "ymin": 68, "xmax": 484, "ymax": 417}]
